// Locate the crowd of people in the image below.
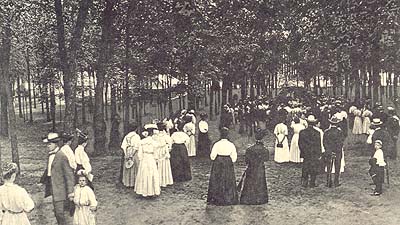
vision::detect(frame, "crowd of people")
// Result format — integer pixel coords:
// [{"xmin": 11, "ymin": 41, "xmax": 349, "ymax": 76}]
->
[{"xmin": 0, "ymin": 92, "xmax": 399, "ymax": 224}]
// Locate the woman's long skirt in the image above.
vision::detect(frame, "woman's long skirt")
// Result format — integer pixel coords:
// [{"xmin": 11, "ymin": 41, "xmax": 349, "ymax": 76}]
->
[
  {"xmin": 170, "ymin": 143, "xmax": 192, "ymax": 182},
  {"xmin": 239, "ymin": 164, "xmax": 268, "ymax": 205},
  {"xmin": 207, "ymin": 155, "xmax": 238, "ymax": 206},
  {"xmin": 122, "ymin": 154, "xmax": 139, "ymax": 188},
  {"xmin": 352, "ymin": 116, "xmax": 363, "ymax": 135},
  {"xmin": 134, "ymin": 154, "xmax": 160, "ymax": 197},
  {"xmin": 197, "ymin": 132, "xmax": 211, "ymax": 158}
]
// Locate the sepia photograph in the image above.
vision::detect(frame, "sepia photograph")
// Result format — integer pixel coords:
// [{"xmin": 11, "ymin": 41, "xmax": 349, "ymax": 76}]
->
[{"xmin": 0, "ymin": 0, "xmax": 400, "ymax": 224}]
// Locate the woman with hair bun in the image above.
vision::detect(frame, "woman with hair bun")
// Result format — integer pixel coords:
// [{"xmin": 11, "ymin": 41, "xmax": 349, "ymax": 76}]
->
[{"xmin": 0, "ymin": 162, "xmax": 35, "ymax": 225}]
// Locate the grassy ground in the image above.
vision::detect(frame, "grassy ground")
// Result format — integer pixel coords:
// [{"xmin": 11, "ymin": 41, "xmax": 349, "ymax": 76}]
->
[{"xmin": 1, "ymin": 107, "xmax": 400, "ymax": 225}]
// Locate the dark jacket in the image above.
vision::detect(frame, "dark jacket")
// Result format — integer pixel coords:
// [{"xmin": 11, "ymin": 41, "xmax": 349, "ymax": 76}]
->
[
  {"xmin": 51, "ymin": 150, "xmax": 75, "ymax": 202},
  {"xmin": 372, "ymin": 127, "xmax": 394, "ymax": 158},
  {"xmin": 298, "ymin": 126, "xmax": 322, "ymax": 161},
  {"xmin": 323, "ymin": 126, "xmax": 345, "ymax": 154}
]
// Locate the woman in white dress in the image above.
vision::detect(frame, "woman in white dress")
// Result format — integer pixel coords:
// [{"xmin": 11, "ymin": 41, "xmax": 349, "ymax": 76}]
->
[
  {"xmin": 73, "ymin": 174, "xmax": 97, "ymax": 225},
  {"xmin": 0, "ymin": 162, "xmax": 34, "ymax": 225},
  {"xmin": 134, "ymin": 126, "xmax": 161, "ymax": 197},
  {"xmin": 290, "ymin": 117, "xmax": 305, "ymax": 163},
  {"xmin": 183, "ymin": 115, "xmax": 196, "ymax": 157},
  {"xmin": 120, "ymin": 123, "xmax": 141, "ymax": 188},
  {"xmin": 362, "ymin": 106, "xmax": 373, "ymax": 134},
  {"xmin": 274, "ymin": 119, "xmax": 290, "ymax": 163},
  {"xmin": 352, "ymin": 109, "xmax": 363, "ymax": 135},
  {"xmin": 75, "ymin": 131, "xmax": 94, "ymax": 189},
  {"xmin": 153, "ymin": 123, "xmax": 174, "ymax": 187}
]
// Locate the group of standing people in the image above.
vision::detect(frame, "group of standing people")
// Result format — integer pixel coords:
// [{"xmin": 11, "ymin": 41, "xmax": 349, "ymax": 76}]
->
[
  {"xmin": 120, "ymin": 109, "xmax": 212, "ymax": 197},
  {"xmin": 0, "ymin": 129, "xmax": 97, "ymax": 225},
  {"xmin": 207, "ymin": 127, "xmax": 269, "ymax": 205}
]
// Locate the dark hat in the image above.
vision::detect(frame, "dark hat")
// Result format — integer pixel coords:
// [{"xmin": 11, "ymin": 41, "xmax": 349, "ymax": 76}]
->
[
  {"xmin": 129, "ymin": 122, "xmax": 138, "ymax": 131},
  {"xmin": 328, "ymin": 116, "xmax": 342, "ymax": 124},
  {"xmin": 76, "ymin": 128, "xmax": 88, "ymax": 141},
  {"xmin": 255, "ymin": 129, "xmax": 265, "ymax": 140},
  {"xmin": 157, "ymin": 122, "xmax": 166, "ymax": 130},
  {"xmin": 42, "ymin": 132, "xmax": 61, "ymax": 143},
  {"xmin": 60, "ymin": 132, "xmax": 74, "ymax": 141},
  {"xmin": 220, "ymin": 127, "xmax": 229, "ymax": 139}
]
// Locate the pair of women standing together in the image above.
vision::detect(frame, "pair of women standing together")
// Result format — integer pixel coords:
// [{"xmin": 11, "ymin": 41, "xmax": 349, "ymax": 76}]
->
[{"xmin": 207, "ymin": 128, "xmax": 269, "ymax": 206}]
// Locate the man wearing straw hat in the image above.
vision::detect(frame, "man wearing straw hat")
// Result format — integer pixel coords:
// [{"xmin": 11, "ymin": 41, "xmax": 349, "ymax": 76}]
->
[
  {"xmin": 370, "ymin": 118, "xmax": 394, "ymax": 158},
  {"xmin": 298, "ymin": 115, "xmax": 323, "ymax": 188},
  {"xmin": 50, "ymin": 132, "xmax": 76, "ymax": 225},
  {"xmin": 323, "ymin": 115, "xmax": 345, "ymax": 187}
]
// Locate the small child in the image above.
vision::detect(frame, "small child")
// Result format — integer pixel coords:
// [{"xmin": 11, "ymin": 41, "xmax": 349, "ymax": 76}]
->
[
  {"xmin": 73, "ymin": 174, "xmax": 98, "ymax": 225},
  {"xmin": 369, "ymin": 140, "xmax": 386, "ymax": 196}
]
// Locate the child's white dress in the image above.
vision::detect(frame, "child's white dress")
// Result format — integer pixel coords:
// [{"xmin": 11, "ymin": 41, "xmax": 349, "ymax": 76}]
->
[{"xmin": 73, "ymin": 185, "xmax": 98, "ymax": 225}]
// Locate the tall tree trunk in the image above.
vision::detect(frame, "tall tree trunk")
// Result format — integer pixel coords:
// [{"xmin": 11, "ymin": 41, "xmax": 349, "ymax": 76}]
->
[
  {"xmin": 54, "ymin": 0, "xmax": 92, "ymax": 132},
  {"xmin": 50, "ymin": 82, "xmax": 56, "ymax": 131},
  {"xmin": 16, "ymin": 76, "xmax": 23, "ymax": 118},
  {"xmin": 109, "ymin": 82, "xmax": 120, "ymax": 149},
  {"xmin": 0, "ymin": 93, "xmax": 8, "ymax": 137},
  {"xmin": 209, "ymin": 89, "xmax": 214, "ymax": 120},
  {"xmin": 45, "ymin": 83, "xmax": 51, "ymax": 121},
  {"xmin": 81, "ymin": 70, "xmax": 86, "ymax": 124},
  {"xmin": 104, "ymin": 80, "xmax": 108, "ymax": 121},
  {"xmin": 93, "ymin": 0, "xmax": 117, "ymax": 155},
  {"xmin": 39, "ymin": 84, "xmax": 44, "ymax": 114},
  {"xmin": 1, "ymin": 20, "xmax": 19, "ymax": 170},
  {"xmin": 240, "ymin": 75, "xmax": 246, "ymax": 99},
  {"xmin": 26, "ymin": 48, "xmax": 33, "ymax": 123}
]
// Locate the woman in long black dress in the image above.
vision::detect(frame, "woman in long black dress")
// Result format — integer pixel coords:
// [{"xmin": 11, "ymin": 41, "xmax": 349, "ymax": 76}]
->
[
  {"xmin": 207, "ymin": 127, "xmax": 238, "ymax": 205},
  {"xmin": 238, "ymin": 130, "xmax": 269, "ymax": 205},
  {"xmin": 170, "ymin": 123, "xmax": 192, "ymax": 182},
  {"xmin": 197, "ymin": 112, "xmax": 211, "ymax": 158}
]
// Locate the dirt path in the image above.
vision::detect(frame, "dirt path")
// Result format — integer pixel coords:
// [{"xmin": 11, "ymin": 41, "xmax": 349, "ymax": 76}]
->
[{"xmin": 1, "ymin": 117, "xmax": 400, "ymax": 225}]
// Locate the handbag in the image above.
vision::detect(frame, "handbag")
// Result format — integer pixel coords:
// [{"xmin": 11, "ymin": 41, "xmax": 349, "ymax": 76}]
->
[{"xmin": 275, "ymin": 135, "xmax": 286, "ymax": 148}]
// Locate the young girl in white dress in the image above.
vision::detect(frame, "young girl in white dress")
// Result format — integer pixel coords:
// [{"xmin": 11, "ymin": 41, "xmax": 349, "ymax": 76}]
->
[
  {"xmin": 274, "ymin": 119, "xmax": 290, "ymax": 163},
  {"xmin": 0, "ymin": 162, "xmax": 34, "ymax": 225},
  {"xmin": 134, "ymin": 126, "xmax": 161, "ymax": 197},
  {"xmin": 73, "ymin": 174, "xmax": 98, "ymax": 225}
]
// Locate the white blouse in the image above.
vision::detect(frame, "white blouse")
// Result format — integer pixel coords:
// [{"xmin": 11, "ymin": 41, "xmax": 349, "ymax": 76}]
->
[
  {"xmin": 0, "ymin": 183, "xmax": 34, "ymax": 211},
  {"xmin": 210, "ymin": 139, "xmax": 237, "ymax": 162},
  {"xmin": 171, "ymin": 131, "xmax": 190, "ymax": 144},
  {"xmin": 373, "ymin": 149, "xmax": 386, "ymax": 166},
  {"xmin": 199, "ymin": 121, "xmax": 208, "ymax": 133},
  {"xmin": 121, "ymin": 132, "xmax": 141, "ymax": 155},
  {"xmin": 47, "ymin": 147, "xmax": 59, "ymax": 176},
  {"xmin": 75, "ymin": 145, "xmax": 92, "ymax": 174},
  {"xmin": 73, "ymin": 185, "xmax": 97, "ymax": 207},
  {"xmin": 61, "ymin": 145, "xmax": 77, "ymax": 170}
]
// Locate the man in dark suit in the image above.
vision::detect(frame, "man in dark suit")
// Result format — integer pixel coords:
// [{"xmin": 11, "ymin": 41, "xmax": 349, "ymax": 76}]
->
[
  {"xmin": 299, "ymin": 115, "xmax": 323, "ymax": 188},
  {"xmin": 371, "ymin": 118, "xmax": 394, "ymax": 159},
  {"xmin": 323, "ymin": 116, "xmax": 345, "ymax": 187},
  {"xmin": 51, "ymin": 132, "xmax": 76, "ymax": 225}
]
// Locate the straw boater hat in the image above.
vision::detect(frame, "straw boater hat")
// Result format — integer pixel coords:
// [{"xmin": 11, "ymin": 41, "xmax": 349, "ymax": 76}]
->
[
  {"xmin": 371, "ymin": 118, "xmax": 383, "ymax": 126},
  {"xmin": 306, "ymin": 115, "xmax": 318, "ymax": 123},
  {"xmin": 42, "ymin": 132, "xmax": 61, "ymax": 143}
]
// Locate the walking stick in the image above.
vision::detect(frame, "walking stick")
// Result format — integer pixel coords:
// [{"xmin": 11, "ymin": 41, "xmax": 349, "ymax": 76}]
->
[{"xmin": 386, "ymin": 158, "xmax": 390, "ymax": 188}]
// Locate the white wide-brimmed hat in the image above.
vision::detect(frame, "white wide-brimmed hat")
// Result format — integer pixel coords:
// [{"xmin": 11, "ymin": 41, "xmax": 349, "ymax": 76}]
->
[
  {"xmin": 306, "ymin": 115, "xmax": 318, "ymax": 123},
  {"xmin": 371, "ymin": 118, "xmax": 383, "ymax": 126}
]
